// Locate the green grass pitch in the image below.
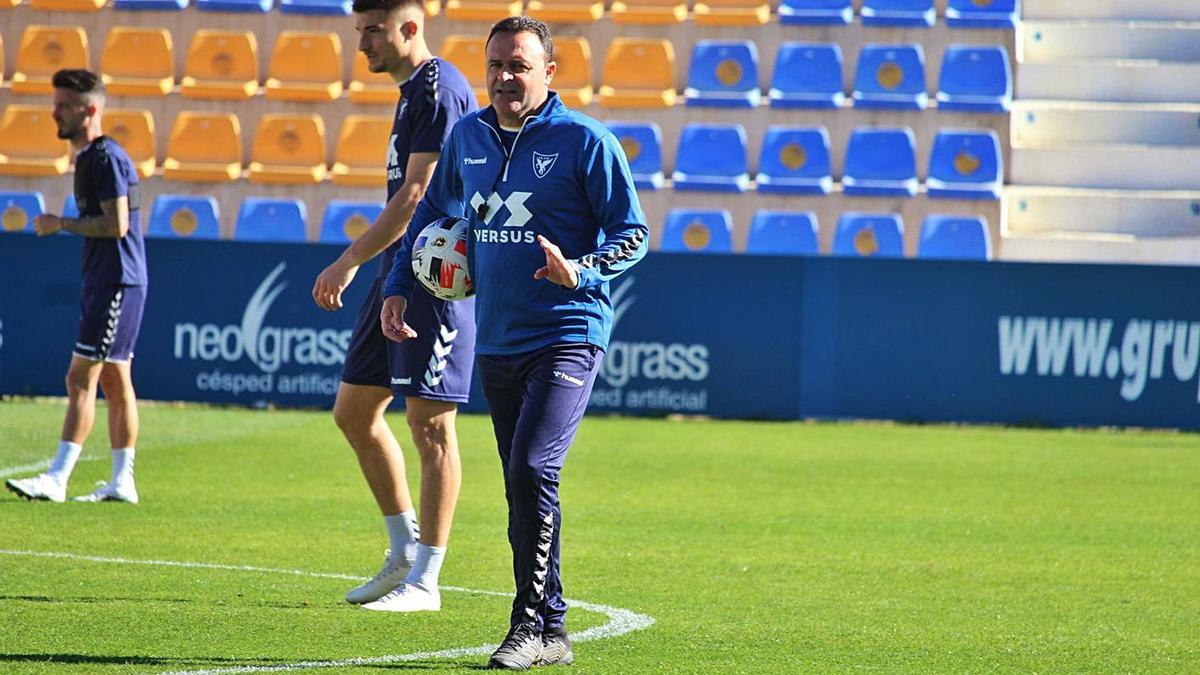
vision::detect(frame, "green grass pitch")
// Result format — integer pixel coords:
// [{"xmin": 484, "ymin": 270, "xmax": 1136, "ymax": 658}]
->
[{"xmin": 1, "ymin": 398, "xmax": 1198, "ymax": 673}]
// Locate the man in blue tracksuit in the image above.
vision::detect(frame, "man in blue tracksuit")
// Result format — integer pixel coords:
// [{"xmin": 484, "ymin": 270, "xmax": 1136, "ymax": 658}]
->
[{"xmin": 380, "ymin": 16, "xmax": 648, "ymax": 670}]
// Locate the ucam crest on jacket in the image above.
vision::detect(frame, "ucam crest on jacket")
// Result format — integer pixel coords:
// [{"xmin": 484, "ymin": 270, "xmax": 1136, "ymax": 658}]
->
[{"xmin": 384, "ymin": 93, "xmax": 649, "ymax": 355}]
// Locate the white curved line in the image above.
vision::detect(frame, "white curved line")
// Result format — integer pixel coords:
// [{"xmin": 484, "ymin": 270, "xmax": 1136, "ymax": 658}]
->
[
  {"xmin": 0, "ymin": 549, "xmax": 654, "ymax": 674},
  {"xmin": 0, "ymin": 456, "xmax": 101, "ymax": 479}
]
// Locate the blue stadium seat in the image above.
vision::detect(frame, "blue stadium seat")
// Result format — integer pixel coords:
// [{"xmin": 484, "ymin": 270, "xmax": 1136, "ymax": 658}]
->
[
  {"xmin": 606, "ymin": 122, "xmax": 664, "ymax": 191},
  {"xmin": 756, "ymin": 126, "xmax": 832, "ymax": 195},
  {"xmin": 778, "ymin": 0, "xmax": 852, "ymax": 25},
  {"xmin": 945, "ymin": 0, "xmax": 1019, "ymax": 29},
  {"xmin": 149, "ymin": 195, "xmax": 221, "ymax": 240},
  {"xmin": 832, "ymin": 212, "xmax": 905, "ymax": 258},
  {"xmin": 235, "ymin": 198, "xmax": 306, "ymax": 243},
  {"xmin": 843, "ymin": 127, "xmax": 918, "ymax": 197},
  {"xmin": 0, "ymin": 191, "xmax": 45, "ymax": 234},
  {"xmin": 672, "ymin": 124, "xmax": 750, "ymax": 193},
  {"xmin": 661, "ymin": 209, "xmax": 733, "ymax": 254},
  {"xmin": 768, "ymin": 43, "xmax": 844, "ymax": 109},
  {"xmin": 918, "ymin": 215, "xmax": 991, "ymax": 260},
  {"xmin": 936, "ymin": 45, "xmax": 1012, "ymax": 113},
  {"xmin": 746, "ymin": 210, "xmax": 819, "ymax": 255},
  {"xmin": 684, "ymin": 41, "xmax": 761, "ymax": 108},
  {"xmin": 113, "ymin": 0, "xmax": 188, "ymax": 8},
  {"xmin": 861, "ymin": 0, "xmax": 935, "ymax": 26},
  {"xmin": 196, "ymin": 0, "xmax": 271, "ymax": 11},
  {"xmin": 321, "ymin": 200, "xmax": 384, "ymax": 243},
  {"xmin": 852, "ymin": 43, "xmax": 928, "ymax": 110},
  {"xmin": 63, "ymin": 194, "xmax": 79, "ymax": 219},
  {"xmin": 279, "ymin": 0, "xmax": 350, "ymax": 14},
  {"xmin": 926, "ymin": 129, "xmax": 1002, "ymax": 200}
]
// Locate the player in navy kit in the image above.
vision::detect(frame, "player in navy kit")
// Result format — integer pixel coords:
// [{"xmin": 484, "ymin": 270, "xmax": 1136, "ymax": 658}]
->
[
  {"xmin": 5, "ymin": 69, "xmax": 147, "ymax": 505},
  {"xmin": 311, "ymin": 0, "xmax": 476, "ymax": 612}
]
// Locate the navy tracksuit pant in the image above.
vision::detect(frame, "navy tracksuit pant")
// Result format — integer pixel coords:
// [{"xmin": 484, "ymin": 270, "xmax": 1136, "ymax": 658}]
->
[{"xmin": 477, "ymin": 343, "xmax": 602, "ymax": 632}]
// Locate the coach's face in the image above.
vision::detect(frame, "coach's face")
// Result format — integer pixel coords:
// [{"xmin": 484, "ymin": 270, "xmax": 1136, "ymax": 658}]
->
[
  {"xmin": 51, "ymin": 88, "xmax": 92, "ymax": 142},
  {"xmin": 356, "ymin": 8, "xmax": 415, "ymax": 76},
  {"xmin": 486, "ymin": 30, "xmax": 556, "ymax": 128}
]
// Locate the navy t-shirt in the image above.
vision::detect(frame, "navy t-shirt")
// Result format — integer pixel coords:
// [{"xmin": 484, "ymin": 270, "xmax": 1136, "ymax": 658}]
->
[
  {"xmin": 75, "ymin": 136, "xmax": 147, "ymax": 287},
  {"xmin": 377, "ymin": 57, "xmax": 476, "ymax": 279}
]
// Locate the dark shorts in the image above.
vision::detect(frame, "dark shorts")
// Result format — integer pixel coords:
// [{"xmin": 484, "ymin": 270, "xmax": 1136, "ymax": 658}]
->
[
  {"xmin": 75, "ymin": 284, "xmax": 146, "ymax": 363},
  {"xmin": 342, "ymin": 277, "xmax": 476, "ymax": 402}
]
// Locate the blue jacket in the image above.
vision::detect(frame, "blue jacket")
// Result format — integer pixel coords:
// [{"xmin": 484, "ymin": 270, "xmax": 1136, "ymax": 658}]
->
[{"xmin": 384, "ymin": 93, "xmax": 649, "ymax": 355}]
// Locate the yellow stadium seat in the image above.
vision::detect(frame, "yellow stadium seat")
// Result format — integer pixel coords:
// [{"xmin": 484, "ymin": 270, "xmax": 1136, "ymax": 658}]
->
[
  {"xmin": 552, "ymin": 37, "xmax": 593, "ymax": 108},
  {"xmin": 349, "ymin": 51, "xmax": 399, "ymax": 105},
  {"xmin": 441, "ymin": 35, "xmax": 488, "ymax": 107},
  {"xmin": 248, "ymin": 113, "xmax": 328, "ymax": 185},
  {"xmin": 0, "ymin": 0, "xmax": 20, "ymax": 7},
  {"xmin": 11, "ymin": 26, "xmax": 89, "ymax": 95},
  {"xmin": 526, "ymin": 0, "xmax": 603, "ymax": 23},
  {"xmin": 101, "ymin": 27, "xmax": 174, "ymax": 97},
  {"xmin": 162, "ymin": 111, "xmax": 242, "ymax": 183},
  {"xmin": 0, "ymin": 105, "xmax": 70, "ymax": 176},
  {"xmin": 598, "ymin": 38, "xmax": 677, "ymax": 108},
  {"xmin": 265, "ymin": 31, "xmax": 343, "ymax": 103},
  {"xmin": 331, "ymin": 114, "xmax": 390, "ymax": 188},
  {"xmin": 444, "ymin": 0, "xmax": 522, "ymax": 22},
  {"xmin": 425, "ymin": 0, "xmax": 440, "ymax": 13},
  {"xmin": 30, "ymin": 0, "xmax": 105, "ymax": 9},
  {"xmin": 693, "ymin": 0, "xmax": 769, "ymax": 24},
  {"xmin": 104, "ymin": 109, "xmax": 156, "ymax": 179},
  {"xmin": 611, "ymin": 0, "xmax": 687, "ymax": 24},
  {"xmin": 180, "ymin": 30, "xmax": 258, "ymax": 101}
]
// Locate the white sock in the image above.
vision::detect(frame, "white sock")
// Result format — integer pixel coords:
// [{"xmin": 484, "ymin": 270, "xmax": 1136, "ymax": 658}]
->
[
  {"xmin": 111, "ymin": 447, "xmax": 136, "ymax": 488},
  {"xmin": 385, "ymin": 511, "xmax": 419, "ymax": 565},
  {"xmin": 46, "ymin": 441, "xmax": 83, "ymax": 484},
  {"xmin": 407, "ymin": 543, "xmax": 446, "ymax": 591}
]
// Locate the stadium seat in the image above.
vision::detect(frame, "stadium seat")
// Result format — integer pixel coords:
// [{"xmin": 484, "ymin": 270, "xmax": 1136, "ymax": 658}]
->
[
  {"xmin": 320, "ymin": 200, "xmax": 384, "ymax": 242},
  {"xmin": 248, "ymin": 114, "xmax": 328, "ymax": 185},
  {"xmin": 161, "ymin": 111, "xmax": 242, "ymax": 182},
  {"xmin": 661, "ymin": 209, "xmax": 733, "ymax": 254},
  {"xmin": 235, "ymin": 198, "xmax": 307, "ymax": 243},
  {"xmin": 148, "ymin": 195, "xmax": 221, "ymax": 239},
  {"xmin": 526, "ymin": 0, "xmax": 603, "ymax": 23},
  {"xmin": 331, "ymin": 114, "xmax": 389, "ymax": 187},
  {"xmin": 746, "ymin": 210, "xmax": 819, "ymax": 255},
  {"xmin": 0, "ymin": 105, "xmax": 71, "ymax": 176},
  {"xmin": 610, "ymin": 0, "xmax": 687, "ymax": 24},
  {"xmin": 672, "ymin": 124, "xmax": 750, "ymax": 193},
  {"xmin": 444, "ymin": 0, "xmax": 521, "ymax": 21},
  {"xmin": 768, "ymin": 43, "xmax": 844, "ymax": 109},
  {"xmin": 936, "ymin": 45, "xmax": 1012, "ymax": 113},
  {"xmin": 0, "ymin": 35, "xmax": 4, "ymax": 87},
  {"xmin": 112, "ymin": 0, "xmax": 188, "ymax": 9},
  {"xmin": 684, "ymin": 41, "xmax": 760, "ymax": 108},
  {"xmin": 861, "ymin": 0, "xmax": 935, "ymax": 27},
  {"xmin": 606, "ymin": 121, "xmax": 664, "ymax": 191},
  {"xmin": 832, "ymin": 212, "xmax": 904, "ymax": 258},
  {"xmin": 843, "ymin": 127, "xmax": 918, "ymax": 197},
  {"xmin": 756, "ymin": 126, "xmax": 832, "ymax": 195},
  {"xmin": 552, "ymin": 37, "xmax": 594, "ymax": 108},
  {"xmin": 196, "ymin": 0, "xmax": 271, "ymax": 11},
  {"xmin": 100, "ymin": 27, "xmax": 174, "ymax": 97},
  {"xmin": 62, "ymin": 193, "xmax": 79, "ymax": 218},
  {"xmin": 598, "ymin": 39, "xmax": 677, "ymax": 108},
  {"xmin": 918, "ymin": 215, "xmax": 991, "ymax": 260},
  {"xmin": 348, "ymin": 52, "xmax": 397, "ymax": 106},
  {"xmin": 11, "ymin": 26, "xmax": 89, "ymax": 95},
  {"xmin": 441, "ymin": 35, "xmax": 488, "ymax": 107},
  {"xmin": 104, "ymin": 108, "xmax": 157, "ymax": 179},
  {"xmin": 778, "ymin": 0, "xmax": 852, "ymax": 25},
  {"xmin": 29, "ymin": 0, "xmax": 104, "ymax": 9},
  {"xmin": 180, "ymin": 30, "xmax": 259, "ymax": 100},
  {"xmin": 926, "ymin": 129, "xmax": 1002, "ymax": 200},
  {"xmin": 264, "ymin": 31, "xmax": 343, "ymax": 102},
  {"xmin": 0, "ymin": 0, "xmax": 17, "ymax": 7},
  {"xmin": 693, "ymin": 0, "xmax": 770, "ymax": 26},
  {"xmin": 852, "ymin": 43, "xmax": 928, "ymax": 110},
  {"xmin": 945, "ymin": 0, "xmax": 1019, "ymax": 29},
  {"xmin": 0, "ymin": 191, "xmax": 45, "ymax": 233},
  {"xmin": 279, "ymin": 0, "xmax": 350, "ymax": 14}
]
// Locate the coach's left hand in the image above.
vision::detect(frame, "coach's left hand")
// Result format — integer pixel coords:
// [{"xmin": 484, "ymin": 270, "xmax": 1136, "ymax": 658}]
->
[{"xmin": 533, "ymin": 235, "xmax": 579, "ymax": 289}]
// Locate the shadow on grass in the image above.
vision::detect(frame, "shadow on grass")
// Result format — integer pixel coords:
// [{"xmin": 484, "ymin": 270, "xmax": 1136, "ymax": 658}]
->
[
  {"xmin": 0, "ymin": 594, "xmax": 196, "ymax": 604},
  {"xmin": 0, "ymin": 653, "xmax": 491, "ymax": 671}
]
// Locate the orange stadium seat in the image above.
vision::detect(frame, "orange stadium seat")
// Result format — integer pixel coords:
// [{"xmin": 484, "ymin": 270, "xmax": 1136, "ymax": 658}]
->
[
  {"xmin": 0, "ymin": 0, "xmax": 21, "ymax": 7},
  {"xmin": 162, "ymin": 111, "xmax": 242, "ymax": 182},
  {"xmin": 0, "ymin": 35, "xmax": 5, "ymax": 87},
  {"xmin": 551, "ymin": 37, "xmax": 594, "ymax": 108},
  {"xmin": 180, "ymin": 30, "xmax": 259, "ymax": 100},
  {"xmin": 248, "ymin": 113, "xmax": 328, "ymax": 185},
  {"xmin": 349, "ymin": 51, "xmax": 399, "ymax": 105},
  {"xmin": 0, "ymin": 105, "xmax": 71, "ymax": 176},
  {"xmin": 611, "ymin": 0, "xmax": 687, "ymax": 25},
  {"xmin": 693, "ymin": 0, "xmax": 770, "ymax": 25},
  {"xmin": 441, "ymin": 35, "xmax": 489, "ymax": 107},
  {"xmin": 526, "ymin": 0, "xmax": 604, "ymax": 23},
  {"xmin": 444, "ymin": 0, "xmax": 522, "ymax": 22},
  {"xmin": 103, "ymin": 109, "xmax": 156, "ymax": 179},
  {"xmin": 598, "ymin": 38, "xmax": 677, "ymax": 108},
  {"xmin": 11, "ymin": 26, "xmax": 89, "ymax": 95},
  {"xmin": 265, "ymin": 31, "xmax": 344, "ymax": 103},
  {"xmin": 29, "ymin": 0, "xmax": 106, "ymax": 9},
  {"xmin": 331, "ymin": 114, "xmax": 390, "ymax": 187},
  {"xmin": 101, "ymin": 27, "xmax": 174, "ymax": 97}
]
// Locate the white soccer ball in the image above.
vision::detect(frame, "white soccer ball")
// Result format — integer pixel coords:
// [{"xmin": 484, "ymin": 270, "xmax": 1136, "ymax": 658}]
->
[{"xmin": 411, "ymin": 216, "xmax": 474, "ymax": 301}]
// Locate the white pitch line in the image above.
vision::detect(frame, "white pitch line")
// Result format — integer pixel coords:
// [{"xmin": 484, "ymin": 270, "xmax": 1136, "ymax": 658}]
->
[
  {"xmin": 0, "ymin": 456, "xmax": 101, "ymax": 479},
  {"xmin": 0, "ymin": 549, "xmax": 655, "ymax": 675}
]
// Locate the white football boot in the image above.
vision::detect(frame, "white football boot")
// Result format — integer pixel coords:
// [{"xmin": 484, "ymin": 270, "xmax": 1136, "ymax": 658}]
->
[
  {"xmin": 360, "ymin": 583, "xmax": 441, "ymax": 612},
  {"xmin": 345, "ymin": 551, "xmax": 412, "ymax": 604},
  {"xmin": 5, "ymin": 474, "xmax": 67, "ymax": 503},
  {"xmin": 72, "ymin": 481, "xmax": 139, "ymax": 504}
]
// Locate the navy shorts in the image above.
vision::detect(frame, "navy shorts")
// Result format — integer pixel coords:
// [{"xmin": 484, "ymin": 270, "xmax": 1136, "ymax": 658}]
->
[
  {"xmin": 342, "ymin": 277, "xmax": 476, "ymax": 402},
  {"xmin": 74, "ymin": 284, "xmax": 146, "ymax": 363}
]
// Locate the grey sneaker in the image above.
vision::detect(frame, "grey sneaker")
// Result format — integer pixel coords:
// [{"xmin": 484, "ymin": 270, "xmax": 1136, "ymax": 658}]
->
[
  {"xmin": 536, "ymin": 628, "xmax": 574, "ymax": 666},
  {"xmin": 487, "ymin": 623, "xmax": 543, "ymax": 670}
]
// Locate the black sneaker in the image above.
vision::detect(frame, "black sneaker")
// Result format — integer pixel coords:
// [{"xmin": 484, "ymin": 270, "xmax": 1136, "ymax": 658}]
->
[
  {"xmin": 487, "ymin": 623, "xmax": 544, "ymax": 670},
  {"xmin": 536, "ymin": 628, "xmax": 574, "ymax": 666}
]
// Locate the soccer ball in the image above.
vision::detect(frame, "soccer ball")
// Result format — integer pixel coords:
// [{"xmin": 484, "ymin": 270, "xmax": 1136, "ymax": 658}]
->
[{"xmin": 411, "ymin": 216, "xmax": 474, "ymax": 301}]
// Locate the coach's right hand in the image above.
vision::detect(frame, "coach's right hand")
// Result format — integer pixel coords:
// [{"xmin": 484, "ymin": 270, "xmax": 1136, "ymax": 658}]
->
[
  {"xmin": 312, "ymin": 260, "xmax": 357, "ymax": 311},
  {"xmin": 380, "ymin": 295, "xmax": 417, "ymax": 343}
]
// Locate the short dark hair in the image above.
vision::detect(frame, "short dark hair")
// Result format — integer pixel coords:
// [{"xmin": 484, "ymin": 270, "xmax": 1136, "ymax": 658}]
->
[
  {"xmin": 487, "ymin": 16, "xmax": 553, "ymax": 62},
  {"xmin": 351, "ymin": 0, "xmax": 424, "ymax": 13},
  {"xmin": 51, "ymin": 68, "xmax": 105, "ymax": 98}
]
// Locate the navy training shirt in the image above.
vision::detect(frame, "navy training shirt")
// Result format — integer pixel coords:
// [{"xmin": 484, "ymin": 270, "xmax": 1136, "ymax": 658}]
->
[{"xmin": 75, "ymin": 136, "xmax": 147, "ymax": 287}]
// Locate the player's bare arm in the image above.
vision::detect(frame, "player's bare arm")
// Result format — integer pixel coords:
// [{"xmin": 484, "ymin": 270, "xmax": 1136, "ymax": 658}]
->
[
  {"xmin": 379, "ymin": 294, "xmax": 416, "ymax": 343},
  {"xmin": 533, "ymin": 234, "xmax": 580, "ymax": 289},
  {"xmin": 34, "ymin": 197, "xmax": 129, "ymax": 239},
  {"xmin": 312, "ymin": 152, "xmax": 440, "ymax": 311}
]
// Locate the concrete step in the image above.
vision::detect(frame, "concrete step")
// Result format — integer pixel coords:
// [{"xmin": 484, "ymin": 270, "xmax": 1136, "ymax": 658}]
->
[
  {"xmin": 1010, "ymin": 145, "xmax": 1200, "ymax": 190},
  {"xmin": 1017, "ymin": 60, "xmax": 1200, "ymax": 103},
  {"xmin": 1004, "ymin": 186, "xmax": 1200, "ymax": 237},
  {"xmin": 1000, "ymin": 231, "xmax": 1200, "ymax": 266},
  {"xmin": 1022, "ymin": 0, "xmax": 1200, "ymax": 22},
  {"xmin": 1012, "ymin": 100, "xmax": 1200, "ymax": 147},
  {"xmin": 1020, "ymin": 21, "xmax": 1200, "ymax": 63}
]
